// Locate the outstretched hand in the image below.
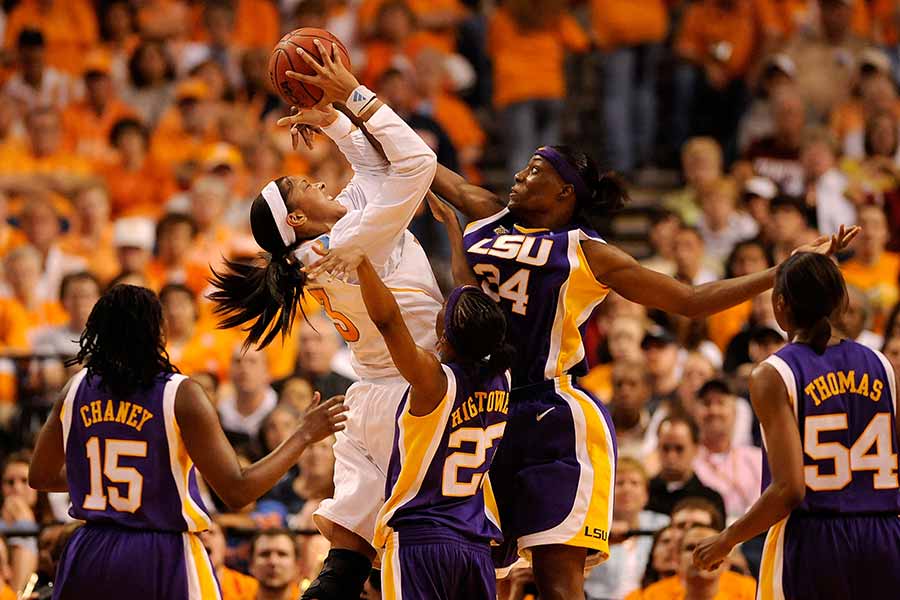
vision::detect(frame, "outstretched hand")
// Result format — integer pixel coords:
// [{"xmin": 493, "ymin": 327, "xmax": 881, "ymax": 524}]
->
[
  {"xmin": 692, "ymin": 531, "xmax": 733, "ymax": 572},
  {"xmin": 285, "ymin": 39, "xmax": 359, "ymax": 109},
  {"xmin": 793, "ymin": 224, "xmax": 860, "ymax": 257},
  {"xmin": 277, "ymin": 105, "xmax": 338, "ymax": 151},
  {"xmin": 297, "ymin": 392, "xmax": 348, "ymax": 445},
  {"xmin": 303, "ymin": 244, "xmax": 366, "ymax": 282},
  {"xmin": 427, "ymin": 191, "xmax": 459, "ymax": 227}
]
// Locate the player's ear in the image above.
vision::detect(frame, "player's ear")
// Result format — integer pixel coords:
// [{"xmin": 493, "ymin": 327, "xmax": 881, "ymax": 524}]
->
[{"xmin": 286, "ymin": 210, "xmax": 308, "ymax": 228}]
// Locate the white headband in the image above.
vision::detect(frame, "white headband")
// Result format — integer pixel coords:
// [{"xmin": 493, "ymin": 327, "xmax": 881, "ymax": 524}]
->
[{"xmin": 261, "ymin": 180, "xmax": 296, "ymax": 247}]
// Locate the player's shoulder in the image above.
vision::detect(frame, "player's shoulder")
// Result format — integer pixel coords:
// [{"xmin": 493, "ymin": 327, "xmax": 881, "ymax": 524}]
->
[{"xmin": 462, "ymin": 207, "xmax": 512, "ymax": 238}]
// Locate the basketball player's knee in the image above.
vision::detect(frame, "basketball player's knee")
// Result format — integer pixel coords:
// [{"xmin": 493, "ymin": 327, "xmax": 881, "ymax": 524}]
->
[{"xmin": 300, "ymin": 548, "xmax": 371, "ymax": 600}]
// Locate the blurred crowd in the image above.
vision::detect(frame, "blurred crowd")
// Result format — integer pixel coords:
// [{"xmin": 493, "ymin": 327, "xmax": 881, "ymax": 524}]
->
[{"xmin": 0, "ymin": 0, "xmax": 896, "ymax": 599}]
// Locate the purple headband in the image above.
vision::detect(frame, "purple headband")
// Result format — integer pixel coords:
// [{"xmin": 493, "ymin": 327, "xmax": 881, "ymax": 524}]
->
[
  {"xmin": 443, "ymin": 285, "xmax": 481, "ymax": 353},
  {"xmin": 534, "ymin": 146, "xmax": 590, "ymax": 204}
]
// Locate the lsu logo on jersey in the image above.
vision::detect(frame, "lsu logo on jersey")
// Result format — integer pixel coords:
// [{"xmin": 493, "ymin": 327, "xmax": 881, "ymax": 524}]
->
[{"xmin": 467, "ymin": 234, "xmax": 554, "ymax": 266}]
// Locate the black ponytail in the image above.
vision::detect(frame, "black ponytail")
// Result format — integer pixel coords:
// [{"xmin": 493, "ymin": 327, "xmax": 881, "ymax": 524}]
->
[
  {"xmin": 208, "ymin": 178, "xmax": 310, "ymax": 350},
  {"xmin": 447, "ymin": 289, "xmax": 514, "ymax": 376},
  {"xmin": 549, "ymin": 145, "xmax": 629, "ymax": 231},
  {"xmin": 775, "ymin": 252, "xmax": 848, "ymax": 354}
]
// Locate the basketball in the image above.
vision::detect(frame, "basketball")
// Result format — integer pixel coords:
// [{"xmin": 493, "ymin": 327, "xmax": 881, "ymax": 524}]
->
[{"xmin": 268, "ymin": 28, "xmax": 352, "ymax": 108}]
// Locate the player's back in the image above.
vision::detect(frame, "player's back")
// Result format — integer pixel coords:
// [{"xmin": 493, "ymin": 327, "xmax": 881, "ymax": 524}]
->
[
  {"xmin": 62, "ymin": 369, "xmax": 211, "ymax": 532},
  {"xmin": 763, "ymin": 339, "xmax": 900, "ymax": 515},
  {"xmin": 462, "ymin": 209, "xmax": 609, "ymax": 386}
]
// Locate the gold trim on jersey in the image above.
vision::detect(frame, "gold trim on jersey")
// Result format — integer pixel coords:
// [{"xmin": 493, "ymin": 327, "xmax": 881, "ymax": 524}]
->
[
  {"xmin": 373, "ymin": 366, "xmax": 457, "ymax": 549},
  {"xmin": 758, "ymin": 517, "xmax": 788, "ymax": 600},
  {"xmin": 545, "ymin": 231, "xmax": 609, "ymax": 380}
]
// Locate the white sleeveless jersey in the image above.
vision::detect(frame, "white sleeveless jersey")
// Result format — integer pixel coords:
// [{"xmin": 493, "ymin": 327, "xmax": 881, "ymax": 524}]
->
[{"xmin": 294, "ymin": 104, "xmax": 441, "ymax": 381}]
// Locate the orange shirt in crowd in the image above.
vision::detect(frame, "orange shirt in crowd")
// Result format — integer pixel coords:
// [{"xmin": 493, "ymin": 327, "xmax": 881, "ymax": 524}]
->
[
  {"xmin": 591, "ymin": 0, "xmax": 669, "ymax": 49},
  {"xmin": 0, "ymin": 298, "xmax": 29, "ymax": 354},
  {"xmin": 145, "ymin": 259, "xmax": 211, "ymax": 297},
  {"xmin": 3, "ymin": 0, "xmax": 99, "ymax": 74},
  {"xmin": 676, "ymin": 0, "xmax": 770, "ymax": 81},
  {"xmin": 166, "ymin": 325, "xmax": 237, "ymax": 382},
  {"xmin": 189, "ymin": 0, "xmax": 280, "ymax": 49},
  {"xmin": 361, "ymin": 32, "xmax": 449, "ymax": 89},
  {"xmin": 150, "ymin": 108, "xmax": 219, "ymax": 169},
  {"xmin": 431, "ymin": 92, "xmax": 486, "ymax": 181},
  {"xmin": 874, "ymin": 0, "xmax": 900, "ymax": 45},
  {"xmin": 62, "ymin": 100, "xmax": 136, "ymax": 165},
  {"xmin": 707, "ymin": 300, "xmax": 753, "ymax": 351},
  {"xmin": 841, "ymin": 252, "xmax": 900, "ymax": 333},
  {"xmin": 0, "ymin": 145, "xmax": 93, "ymax": 179},
  {"xmin": 217, "ymin": 566, "xmax": 257, "ymax": 600},
  {"xmin": 358, "ymin": 0, "xmax": 467, "ymax": 52},
  {"xmin": 58, "ymin": 225, "xmax": 119, "ymax": 285},
  {"xmin": 488, "ymin": 8, "xmax": 589, "ymax": 108},
  {"xmin": 580, "ymin": 363, "xmax": 613, "ymax": 403},
  {"xmin": 764, "ymin": 0, "xmax": 870, "ymax": 39},
  {"xmin": 624, "ymin": 571, "xmax": 757, "ymax": 600},
  {"xmin": 100, "ymin": 158, "xmax": 177, "ymax": 219},
  {"xmin": 830, "ymin": 99, "xmax": 900, "ymax": 149},
  {"xmin": 0, "ymin": 226, "xmax": 27, "ymax": 259}
]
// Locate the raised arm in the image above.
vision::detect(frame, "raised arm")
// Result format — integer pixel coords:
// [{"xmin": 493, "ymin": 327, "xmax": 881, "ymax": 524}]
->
[
  {"xmin": 29, "ymin": 382, "xmax": 70, "ymax": 492},
  {"xmin": 431, "ymin": 163, "xmax": 506, "ymax": 221},
  {"xmin": 355, "ymin": 252, "xmax": 447, "ymax": 414},
  {"xmin": 176, "ymin": 380, "xmax": 346, "ymax": 511},
  {"xmin": 586, "ymin": 226, "xmax": 860, "ymax": 318},
  {"xmin": 427, "ymin": 192, "xmax": 477, "ymax": 287},
  {"xmin": 693, "ymin": 362, "xmax": 805, "ymax": 569}
]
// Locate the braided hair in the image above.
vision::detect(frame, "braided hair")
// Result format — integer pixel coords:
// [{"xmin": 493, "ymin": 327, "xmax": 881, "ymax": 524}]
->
[{"xmin": 445, "ymin": 287, "xmax": 515, "ymax": 375}]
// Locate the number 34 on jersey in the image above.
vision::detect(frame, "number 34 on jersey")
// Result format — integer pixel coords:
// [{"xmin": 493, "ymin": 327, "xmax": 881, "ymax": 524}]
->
[{"xmin": 468, "ymin": 234, "xmax": 554, "ymax": 316}]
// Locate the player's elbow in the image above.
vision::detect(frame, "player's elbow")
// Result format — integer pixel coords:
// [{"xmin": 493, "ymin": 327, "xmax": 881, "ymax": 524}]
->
[
  {"xmin": 27, "ymin": 467, "xmax": 53, "ymax": 491},
  {"xmin": 780, "ymin": 480, "xmax": 806, "ymax": 511},
  {"xmin": 218, "ymin": 489, "xmax": 253, "ymax": 512}
]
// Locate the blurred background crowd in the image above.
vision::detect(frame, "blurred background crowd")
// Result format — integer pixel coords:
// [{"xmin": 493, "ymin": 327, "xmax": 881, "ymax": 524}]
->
[{"xmin": 0, "ymin": 0, "xmax": 896, "ymax": 598}]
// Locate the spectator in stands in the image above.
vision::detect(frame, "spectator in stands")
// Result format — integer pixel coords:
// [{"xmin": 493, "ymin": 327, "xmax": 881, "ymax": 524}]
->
[
  {"xmin": 32, "ymin": 270, "xmax": 101, "ymax": 383},
  {"xmin": 236, "ymin": 48, "xmax": 281, "ymax": 123},
  {"xmin": 610, "ymin": 359, "xmax": 654, "ymax": 460},
  {"xmin": 62, "ymin": 49, "xmax": 135, "ymax": 164},
  {"xmin": 801, "ymin": 127, "xmax": 856, "ymax": 236},
  {"xmin": 621, "ymin": 526, "xmax": 679, "ymax": 599},
  {"xmin": 102, "ymin": 117, "xmax": 175, "ymax": 219},
  {"xmin": 151, "ymin": 77, "xmax": 218, "ymax": 169},
  {"xmin": 3, "ymin": 29, "xmax": 71, "ymax": 110},
  {"xmin": 664, "ymin": 137, "xmax": 724, "ymax": 226},
  {"xmin": 668, "ymin": 352, "xmax": 716, "ymax": 429},
  {"xmin": 586, "ymin": 458, "xmax": 670, "ymax": 600},
  {"xmin": 740, "ymin": 176, "xmax": 778, "ymax": 244},
  {"xmin": 582, "ymin": 316, "xmax": 646, "ymax": 403},
  {"xmin": 641, "ymin": 209, "xmax": 681, "ymax": 277},
  {"xmin": 642, "ymin": 327, "xmax": 682, "ymax": 409},
  {"xmin": 670, "ymin": 497, "xmax": 724, "ymax": 534},
  {"xmin": 179, "ymin": 3, "xmax": 244, "ymax": 89},
  {"xmin": 737, "ymin": 53, "xmax": 797, "ymax": 154},
  {"xmin": 841, "ymin": 205, "xmax": 899, "ymax": 333},
  {"xmin": 288, "ymin": 438, "xmax": 337, "ymax": 532},
  {"xmin": 673, "ymin": 226, "xmax": 717, "ymax": 285},
  {"xmin": 0, "ymin": 450, "xmax": 49, "ymax": 592},
  {"xmin": 673, "ymin": 0, "xmax": 775, "ymax": 161},
  {"xmin": 592, "ymin": 0, "xmax": 667, "ymax": 174},
  {"xmin": 781, "ymin": 0, "xmax": 870, "ymax": 121},
  {"xmin": 707, "ymin": 239, "xmax": 774, "ymax": 351},
  {"xmin": 488, "ymin": 0, "xmax": 589, "ymax": 177},
  {"xmin": 112, "ymin": 216, "xmax": 155, "ymax": 282},
  {"xmin": 294, "ymin": 315, "xmax": 354, "ymax": 399},
  {"xmin": 219, "ymin": 348, "xmax": 278, "ymax": 440},
  {"xmin": 743, "ymin": 85, "xmax": 807, "ymax": 197},
  {"xmin": 257, "ymin": 404, "xmax": 304, "ymax": 514},
  {"xmin": 767, "ymin": 195, "xmax": 817, "ymax": 262},
  {"xmin": 185, "ymin": 175, "xmax": 236, "ymax": 272},
  {"xmin": 696, "ymin": 177, "xmax": 758, "ymax": 263},
  {"xmin": 18, "ymin": 198, "xmax": 85, "ymax": 302},
  {"xmin": 160, "ymin": 283, "xmax": 234, "ymax": 382},
  {"xmin": 278, "ymin": 377, "xmax": 316, "ymax": 413},
  {"xmin": 670, "ymin": 525, "xmax": 755, "ymax": 600},
  {"xmin": 3, "ymin": 0, "xmax": 99, "ymax": 75},
  {"xmin": 122, "ymin": 40, "xmax": 177, "ymax": 128},
  {"xmin": 414, "ymin": 48, "xmax": 486, "ymax": 182},
  {"xmin": 200, "ymin": 520, "xmax": 258, "ymax": 600},
  {"xmin": 58, "ymin": 184, "xmax": 118, "ymax": 284},
  {"xmin": 97, "ymin": 0, "xmax": 138, "ymax": 93},
  {"xmin": 692, "ymin": 379, "xmax": 761, "ymax": 521},
  {"xmin": 147, "ymin": 213, "xmax": 208, "ymax": 294},
  {"xmin": 361, "ymin": 569, "xmax": 382, "ymax": 600},
  {"xmin": 882, "ymin": 332, "xmax": 900, "ymax": 374},
  {"xmin": 249, "ymin": 529, "xmax": 301, "ymax": 600},
  {"xmin": 4, "ymin": 245, "xmax": 67, "ymax": 343},
  {"xmin": 836, "ymin": 284, "xmax": 884, "ymax": 349},
  {"xmin": 646, "ymin": 416, "xmax": 726, "ymax": 518}
]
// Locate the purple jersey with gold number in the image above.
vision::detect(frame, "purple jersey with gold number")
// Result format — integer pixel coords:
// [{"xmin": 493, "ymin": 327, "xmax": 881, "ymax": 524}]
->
[
  {"xmin": 762, "ymin": 340, "xmax": 900, "ymax": 514},
  {"xmin": 373, "ymin": 362, "xmax": 511, "ymax": 548},
  {"xmin": 463, "ymin": 209, "xmax": 610, "ymax": 387},
  {"xmin": 61, "ymin": 370, "xmax": 211, "ymax": 532}
]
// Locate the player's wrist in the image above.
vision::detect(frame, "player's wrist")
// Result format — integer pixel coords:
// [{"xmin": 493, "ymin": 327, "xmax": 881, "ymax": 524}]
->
[{"xmin": 345, "ymin": 85, "xmax": 377, "ymax": 118}]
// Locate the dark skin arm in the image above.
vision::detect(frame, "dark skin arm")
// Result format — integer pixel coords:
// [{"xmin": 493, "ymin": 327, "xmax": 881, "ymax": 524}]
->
[
  {"xmin": 176, "ymin": 379, "xmax": 347, "ymax": 511},
  {"xmin": 354, "ymin": 253, "xmax": 448, "ymax": 416},
  {"xmin": 431, "ymin": 163, "xmax": 506, "ymax": 221},
  {"xmin": 693, "ymin": 362, "xmax": 806, "ymax": 569},
  {"xmin": 29, "ymin": 381, "xmax": 70, "ymax": 492},
  {"xmin": 427, "ymin": 191, "xmax": 478, "ymax": 287},
  {"xmin": 586, "ymin": 226, "xmax": 860, "ymax": 318}
]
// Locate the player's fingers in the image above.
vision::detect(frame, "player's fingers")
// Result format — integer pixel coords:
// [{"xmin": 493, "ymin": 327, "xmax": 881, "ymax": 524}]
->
[
  {"xmin": 284, "ymin": 70, "xmax": 318, "ymax": 85},
  {"xmin": 320, "ymin": 395, "xmax": 344, "ymax": 409},
  {"xmin": 313, "ymin": 39, "xmax": 333, "ymax": 69},
  {"xmin": 330, "ymin": 414, "xmax": 349, "ymax": 424},
  {"xmin": 295, "ymin": 47, "xmax": 326, "ymax": 74},
  {"xmin": 332, "ymin": 423, "xmax": 346, "ymax": 432}
]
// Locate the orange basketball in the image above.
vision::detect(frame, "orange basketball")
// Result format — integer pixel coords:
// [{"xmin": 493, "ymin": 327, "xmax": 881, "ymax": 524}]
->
[{"xmin": 268, "ymin": 28, "xmax": 352, "ymax": 108}]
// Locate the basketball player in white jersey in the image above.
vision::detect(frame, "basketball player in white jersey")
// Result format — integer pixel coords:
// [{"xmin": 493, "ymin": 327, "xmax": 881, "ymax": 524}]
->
[{"xmin": 210, "ymin": 40, "xmax": 440, "ymax": 600}]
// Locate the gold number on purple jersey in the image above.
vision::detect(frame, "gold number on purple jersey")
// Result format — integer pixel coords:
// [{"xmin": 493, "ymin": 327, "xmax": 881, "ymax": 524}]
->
[
  {"xmin": 472, "ymin": 265, "xmax": 530, "ymax": 315},
  {"xmin": 804, "ymin": 413, "xmax": 898, "ymax": 491},
  {"xmin": 441, "ymin": 423, "xmax": 506, "ymax": 497},
  {"xmin": 83, "ymin": 437, "xmax": 147, "ymax": 513}
]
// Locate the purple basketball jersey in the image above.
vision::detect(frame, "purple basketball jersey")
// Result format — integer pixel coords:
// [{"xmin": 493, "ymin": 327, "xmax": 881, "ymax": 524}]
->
[
  {"xmin": 62, "ymin": 370, "xmax": 211, "ymax": 531},
  {"xmin": 374, "ymin": 363, "xmax": 510, "ymax": 547},
  {"xmin": 463, "ymin": 209, "xmax": 609, "ymax": 387},
  {"xmin": 763, "ymin": 340, "xmax": 900, "ymax": 514}
]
